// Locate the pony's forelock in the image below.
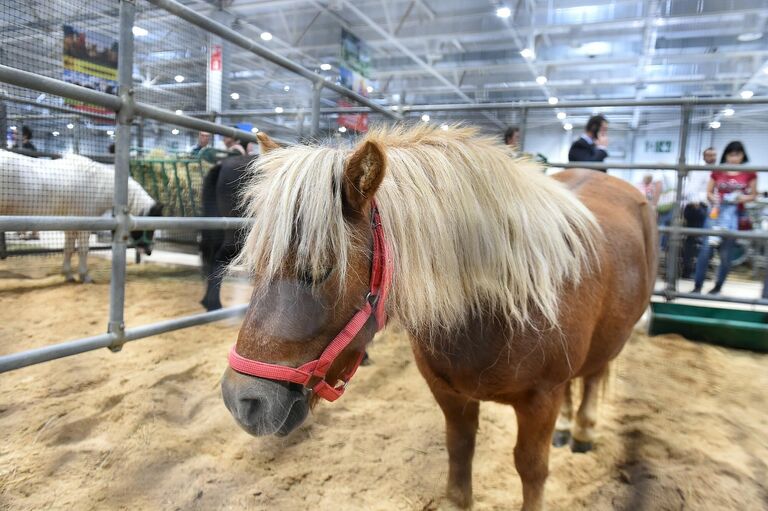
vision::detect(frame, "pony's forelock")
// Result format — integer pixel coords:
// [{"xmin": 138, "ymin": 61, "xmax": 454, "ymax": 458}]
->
[{"xmin": 232, "ymin": 124, "xmax": 600, "ymax": 332}]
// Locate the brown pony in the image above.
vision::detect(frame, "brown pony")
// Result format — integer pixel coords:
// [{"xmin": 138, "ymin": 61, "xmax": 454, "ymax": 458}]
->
[{"xmin": 221, "ymin": 126, "xmax": 656, "ymax": 510}]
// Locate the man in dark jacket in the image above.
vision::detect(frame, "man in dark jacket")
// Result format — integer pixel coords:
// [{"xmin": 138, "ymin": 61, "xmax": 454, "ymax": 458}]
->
[{"xmin": 568, "ymin": 114, "xmax": 608, "ymax": 165}]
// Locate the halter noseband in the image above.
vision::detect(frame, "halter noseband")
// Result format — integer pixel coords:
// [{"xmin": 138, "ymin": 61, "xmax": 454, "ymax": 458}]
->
[{"xmin": 227, "ymin": 201, "xmax": 390, "ymax": 402}]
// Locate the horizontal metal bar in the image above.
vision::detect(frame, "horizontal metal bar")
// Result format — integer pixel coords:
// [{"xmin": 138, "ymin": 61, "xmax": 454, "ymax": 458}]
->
[
  {"xmin": 145, "ymin": 0, "xmax": 401, "ymax": 121},
  {"xmin": 0, "ymin": 216, "xmax": 118, "ymax": 231},
  {"xmin": 658, "ymin": 226, "xmax": 768, "ymax": 241},
  {"xmin": 0, "ymin": 65, "xmax": 270, "ymax": 144},
  {"xmin": 0, "ymin": 304, "xmax": 247, "ymax": 373},
  {"xmin": 132, "ymin": 103, "xmax": 263, "ymax": 144},
  {"xmin": 130, "ymin": 216, "xmax": 253, "ymax": 230},
  {"xmin": 0, "ymin": 93, "xmax": 116, "ymax": 121},
  {"xmin": 0, "ymin": 216, "xmax": 254, "ymax": 231},
  {"xmin": 653, "ymin": 290, "xmax": 768, "ymax": 306},
  {"xmin": 400, "ymin": 96, "xmax": 768, "ymax": 112},
  {"xmin": 0, "ymin": 64, "xmax": 123, "ymax": 111},
  {"xmin": 185, "ymin": 106, "xmax": 389, "ymax": 117},
  {"xmin": 547, "ymin": 161, "xmax": 768, "ymax": 172}
]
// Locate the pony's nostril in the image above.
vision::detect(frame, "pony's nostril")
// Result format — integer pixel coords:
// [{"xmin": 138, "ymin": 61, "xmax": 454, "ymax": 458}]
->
[{"xmin": 236, "ymin": 398, "xmax": 263, "ymax": 426}]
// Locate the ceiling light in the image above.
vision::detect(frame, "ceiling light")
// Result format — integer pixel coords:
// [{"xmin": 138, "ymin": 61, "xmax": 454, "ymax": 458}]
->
[
  {"xmin": 652, "ymin": 18, "xmax": 664, "ymax": 26},
  {"xmin": 106, "ymin": 130, "xmax": 114, "ymax": 136},
  {"xmin": 391, "ymin": 105, "xmax": 399, "ymax": 111},
  {"xmin": 320, "ymin": 63, "xmax": 332, "ymax": 71},
  {"xmin": 722, "ymin": 108, "xmax": 735, "ymax": 117},
  {"xmin": 421, "ymin": 114, "xmax": 430, "ymax": 122},
  {"xmin": 496, "ymin": 6, "xmax": 511, "ymax": 18},
  {"xmin": 709, "ymin": 121, "xmax": 721, "ymax": 129},
  {"xmin": 392, "ymin": 93, "xmax": 401, "ymax": 102},
  {"xmin": 260, "ymin": 32, "xmax": 273, "ymax": 41},
  {"xmin": 440, "ymin": 124, "xmax": 449, "ymax": 130},
  {"xmin": 132, "ymin": 26, "xmax": 148, "ymax": 37},
  {"xmin": 230, "ymin": 92, "xmax": 240, "ymax": 100},
  {"xmin": 9, "ymin": 126, "xmax": 16, "ymax": 131},
  {"xmin": 274, "ymin": 106, "xmax": 284, "ymax": 113},
  {"xmin": 175, "ymin": 109, "xmax": 183, "ymax": 115},
  {"xmin": 548, "ymin": 97, "xmax": 559, "ymax": 105},
  {"xmin": 536, "ymin": 75, "xmax": 548, "ymax": 85},
  {"xmin": 737, "ymin": 32, "xmax": 763, "ymax": 42},
  {"xmin": 338, "ymin": 126, "xmax": 347, "ymax": 133},
  {"xmin": 366, "ymin": 85, "xmax": 374, "ymax": 93},
  {"xmin": 556, "ymin": 112, "xmax": 567, "ymax": 120},
  {"xmin": 174, "ymin": 75, "xmax": 185, "ymax": 83},
  {"xmin": 52, "ymin": 131, "xmax": 60, "ymax": 137},
  {"xmin": 283, "ymin": 85, "xmax": 290, "ymax": 92},
  {"xmin": 171, "ymin": 128, "xmax": 180, "ymax": 135},
  {"xmin": 763, "ymin": 67, "xmax": 768, "ymax": 74},
  {"xmin": 251, "ymin": 127, "xmax": 259, "ymax": 133},
  {"xmin": 66, "ymin": 123, "xmax": 74, "ymax": 129},
  {"xmin": 740, "ymin": 90, "xmax": 754, "ymax": 99},
  {"xmin": 520, "ymin": 48, "xmax": 535, "ymax": 59},
  {"xmin": 563, "ymin": 123, "xmax": 573, "ymax": 131}
]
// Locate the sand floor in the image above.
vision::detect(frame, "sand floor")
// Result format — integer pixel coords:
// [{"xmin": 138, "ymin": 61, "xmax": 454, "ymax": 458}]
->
[{"xmin": 0, "ymin": 263, "xmax": 767, "ymax": 510}]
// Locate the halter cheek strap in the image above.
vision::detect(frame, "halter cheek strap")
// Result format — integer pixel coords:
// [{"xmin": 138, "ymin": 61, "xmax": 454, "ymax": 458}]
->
[{"xmin": 228, "ymin": 201, "xmax": 390, "ymax": 402}]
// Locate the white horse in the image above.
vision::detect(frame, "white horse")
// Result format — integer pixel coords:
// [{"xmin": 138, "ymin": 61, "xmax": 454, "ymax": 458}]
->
[{"xmin": 0, "ymin": 149, "xmax": 161, "ymax": 282}]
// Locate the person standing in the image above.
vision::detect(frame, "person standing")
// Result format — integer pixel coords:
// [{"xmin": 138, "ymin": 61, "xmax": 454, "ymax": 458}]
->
[
  {"xmin": 21, "ymin": 126, "xmax": 36, "ymax": 152},
  {"xmin": 568, "ymin": 115, "xmax": 608, "ymax": 165},
  {"xmin": 692, "ymin": 141, "xmax": 757, "ymax": 294},
  {"xmin": 681, "ymin": 148, "xmax": 715, "ymax": 278},
  {"xmin": 191, "ymin": 131, "xmax": 211, "ymax": 157},
  {"xmin": 504, "ymin": 127, "xmax": 520, "ymax": 149}
]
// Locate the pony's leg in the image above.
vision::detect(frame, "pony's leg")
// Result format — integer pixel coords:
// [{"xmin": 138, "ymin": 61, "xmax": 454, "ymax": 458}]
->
[
  {"xmin": 571, "ymin": 366, "xmax": 608, "ymax": 453},
  {"xmin": 76, "ymin": 231, "xmax": 92, "ymax": 283},
  {"xmin": 62, "ymin": 231, "xmax": 76, "ymax": 282},
  {"xmin": 431, "ymin": 386, "xmax": 479, "ymax": 509},
  {"xmin": 513, "ymin": 388, "xmax": 563, "ymax": 511},
  {"xmin": 552, "ymin": 380, "xmax": 573, "ymax": 447}
]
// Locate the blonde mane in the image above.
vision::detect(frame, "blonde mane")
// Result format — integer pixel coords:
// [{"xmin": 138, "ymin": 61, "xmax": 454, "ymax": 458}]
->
[{"xmin": 233, "ymin": 124, "xmax": 600, "ymax": 332}]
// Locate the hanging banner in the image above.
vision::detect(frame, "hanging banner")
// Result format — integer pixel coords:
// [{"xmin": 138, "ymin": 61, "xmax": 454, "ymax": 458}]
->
[
  {"xmin": 62, "ymin": 25, "xmax": 118, "ymax": 115},
  {"xmin": 338, "ymin": 29, "xmax": 371, "ymax": 133}
]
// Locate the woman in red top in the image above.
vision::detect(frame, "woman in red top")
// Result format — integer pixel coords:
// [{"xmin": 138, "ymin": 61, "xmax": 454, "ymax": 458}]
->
[{"xmin": 693, "ymin": 141, "xmax": 757, "ymax": 294}]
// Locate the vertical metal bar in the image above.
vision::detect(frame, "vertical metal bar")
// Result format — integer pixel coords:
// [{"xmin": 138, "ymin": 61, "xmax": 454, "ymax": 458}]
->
[
  {"xmin": 73, "ymin": 116, "xmax": 81, "ymax": 154},
  {"xmin": 518, "ymin": 107, "xmax": 528, "ymax": 152},
  {"xmin": 311, "ymin": 81, "xmax": 322, "ymax": 139},
  {"xmin": 664, "ymin": 105, "xmax": 691, "ymax": 299},
  {"xmin": 137, "ymin": 116, "xmax": 144, "ymax": 153},
  {"xmin": 109, "ymin": 0, "xmax": 136, "ymax": 351}
]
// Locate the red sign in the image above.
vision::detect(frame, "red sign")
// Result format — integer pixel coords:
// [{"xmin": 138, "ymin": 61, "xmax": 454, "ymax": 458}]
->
[{"xmin": 210, "ymin": 45, "xmax": 222, "ymax": 71}]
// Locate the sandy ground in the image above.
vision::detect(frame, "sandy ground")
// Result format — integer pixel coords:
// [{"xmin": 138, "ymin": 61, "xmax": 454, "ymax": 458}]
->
[{"xmin": 1, "ymin": 262, "xmax": 767, "ymax": 511}]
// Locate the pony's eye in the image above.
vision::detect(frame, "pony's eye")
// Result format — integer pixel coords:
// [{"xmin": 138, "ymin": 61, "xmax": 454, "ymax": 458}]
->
[{"xmin": 297, "ymin": 267, "xmax": 332, "ymax": 286}]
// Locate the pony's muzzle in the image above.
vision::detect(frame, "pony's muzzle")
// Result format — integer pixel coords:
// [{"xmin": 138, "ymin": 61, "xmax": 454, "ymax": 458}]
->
[{"xmin": 221, "ymin": 367, "xmax": 309, "ymax": 437}]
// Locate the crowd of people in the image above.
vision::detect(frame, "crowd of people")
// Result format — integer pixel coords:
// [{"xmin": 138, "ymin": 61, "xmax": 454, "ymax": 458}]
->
[{"xmin": 502, "ymin": 117, "xmax": 761, "ymax": 296}]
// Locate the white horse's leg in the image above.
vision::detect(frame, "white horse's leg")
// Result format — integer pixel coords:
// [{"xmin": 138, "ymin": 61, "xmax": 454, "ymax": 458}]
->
[
  {"xmin": 552, "ymin": 379, "xmax": 573, "ymax": 447},
  {"xmin": 76, "ymin": 231, "xmax": 92, "ymax": 283},
  {"xmin": 571, "ymin": 365, "xmax": 609, "ymax": 453},
  {"xmin": 63, "ymin": 231, "xmax": 76, "ymax": 282}
]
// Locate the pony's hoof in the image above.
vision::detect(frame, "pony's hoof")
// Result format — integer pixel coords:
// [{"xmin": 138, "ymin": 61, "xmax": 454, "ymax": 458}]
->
[
  {"xmin": 446, "ymin": 486, "xmax": 472, "ymax": 509},
  {"xmin": 65, "ymin": 275, "xmax": 76, "ymax": 283},
  {"xmin": 201, "ymin": 299, "xmax": 222, "ymax": 312},
  {"xmin": 552, "ymin": 429, "xmax": 571, "ymax": 448},
  {"xmin": 80, "ymin": 275, "xmax": 93, "ymax": 284},
  {"xmin": 571, "ymin": 439, "xmax": 593, "ymax": 453}
]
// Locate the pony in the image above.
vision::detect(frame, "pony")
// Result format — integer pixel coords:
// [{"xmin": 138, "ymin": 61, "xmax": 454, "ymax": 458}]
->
[
  {"xmin": 220, "ymin": 126, "xmax": 656, "ymax": 511},
  {"xmin": 0, "ymin": 149, "xmax": 162, "ymax": 282},
  {"xmin": 199, "ymin": 152, "xmax": 260, "ymax": 311}
]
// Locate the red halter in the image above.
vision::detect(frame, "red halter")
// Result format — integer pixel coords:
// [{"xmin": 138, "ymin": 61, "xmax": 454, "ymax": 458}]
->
[{"xmin": 228, "ymin": 201, "xmax": 390, "ymax": 402}]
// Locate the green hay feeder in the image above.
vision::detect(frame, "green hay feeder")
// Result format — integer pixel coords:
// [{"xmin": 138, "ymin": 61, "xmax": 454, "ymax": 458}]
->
[{"xmin": 649, "ymin": 302, "xmax": 768, "ymax": 353}]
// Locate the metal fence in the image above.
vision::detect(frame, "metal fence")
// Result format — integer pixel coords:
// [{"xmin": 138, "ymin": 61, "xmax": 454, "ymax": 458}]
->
[
  {"xmin": 1, "ymin": 0, "xmax": 766, "ymax": 374},
  {"xmin": 0, "ymin": 0, "xmax": 399, "ymax": 373}
]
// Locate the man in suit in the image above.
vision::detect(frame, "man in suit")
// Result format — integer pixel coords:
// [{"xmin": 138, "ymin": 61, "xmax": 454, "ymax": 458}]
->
[{"xmin": 568, "ymin": 114, "xmax": 608, "ymax": 166}]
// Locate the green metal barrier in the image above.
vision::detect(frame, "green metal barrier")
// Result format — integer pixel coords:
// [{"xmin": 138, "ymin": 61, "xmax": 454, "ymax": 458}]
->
[{"xmin": 649, "ymin": 302, "xmax": 768, "ymax": 353}]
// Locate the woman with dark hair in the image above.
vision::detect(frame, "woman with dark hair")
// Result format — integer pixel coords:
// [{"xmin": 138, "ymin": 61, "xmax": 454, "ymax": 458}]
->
[{"xmin": 692, "ymin": 141, "xmax": 757, "ymax": 294}]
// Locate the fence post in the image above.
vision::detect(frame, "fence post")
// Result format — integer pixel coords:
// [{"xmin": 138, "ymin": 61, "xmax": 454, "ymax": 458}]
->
[
  {"xmin": 311, "ymin": 81, "xmax": 322, "ymax": 139},
  {"xmin": 518, "ymin": 107, "xmax": 528, "ymax": 152},
  {"xmin": 108, "ymin": 0, "xmax": 136, "ymax": 351},
  {"xmin": 664, "ymin": 104, "xmax": 691, "ymax": 299}
]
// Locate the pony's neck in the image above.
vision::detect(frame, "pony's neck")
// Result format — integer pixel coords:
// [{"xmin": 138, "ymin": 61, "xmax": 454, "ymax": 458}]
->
[{"xmin": 127, "ymin": 179, "xmax": 156, "ymax": 215}]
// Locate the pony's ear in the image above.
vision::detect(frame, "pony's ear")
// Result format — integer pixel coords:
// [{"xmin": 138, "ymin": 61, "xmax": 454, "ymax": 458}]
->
[
  {"xmin": 342, "ymin": 140, "xmax": 386, "ymax": 214},
  {"xmin": 256, "ymin": 132, "xmax": 279, "ymax": 153}
]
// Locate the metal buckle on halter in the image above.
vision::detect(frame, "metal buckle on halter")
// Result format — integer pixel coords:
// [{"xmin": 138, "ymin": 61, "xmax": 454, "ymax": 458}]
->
[{"xmin": 365, "ymin": 292, "xmax": 379, "ymax": 307}]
